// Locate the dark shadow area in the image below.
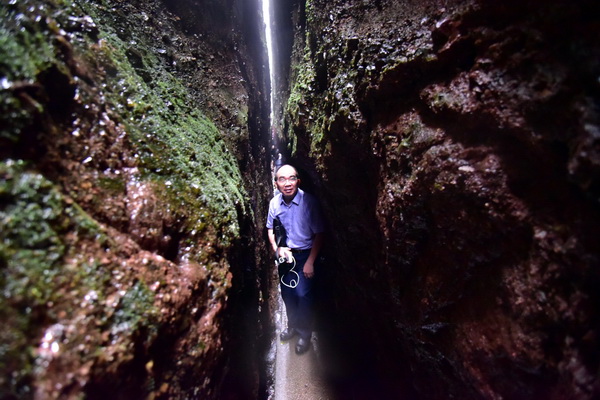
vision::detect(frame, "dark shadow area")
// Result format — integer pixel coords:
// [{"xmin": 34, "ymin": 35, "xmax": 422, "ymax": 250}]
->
[{"xmin": 277, "ymin": 154, "xmax": 418, "ymax": 399}]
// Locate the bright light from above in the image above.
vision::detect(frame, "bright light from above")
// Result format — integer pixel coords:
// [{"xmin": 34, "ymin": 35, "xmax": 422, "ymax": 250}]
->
[{"xmin": 261, "ymin": 0, "xmax": 275, "ymax": 133}]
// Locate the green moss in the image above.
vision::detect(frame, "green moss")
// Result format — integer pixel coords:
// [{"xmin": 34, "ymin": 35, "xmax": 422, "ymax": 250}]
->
[
  {"xmin": 0, "ymin": 160, "xmax": 113, "ymax": 397},
  {"xmin": 0, "ymin": 159, "xmax": 164, "ymax": 395},
  {"xmin": 1, "ymin": 162, "xmax": 66, "ymax": 304},
  {"xmin": 308, "ymin": 114, "xmax": 329, "ymax": 159},
  {"xmin": 237, "ymin": 104, "xmax": 249, "ymax": 127},
  {"xmin": 311, "ymin": 115, "xmax": 327, "ymax": 146},
  {"xmin": 98, "ymin": 176, "xmax": 126, "ymax": 193},
  {"xmin": 0, "ymin": 2, "xmax": 65, "ymax": 142},
  {"xmin": 0, "ymin": 160, "xmax": 105, "ymax": 303},
  {"xmin": 195, "ymin": 340, "xmax": 206, "ymax": 351},
  {"xmin": 77, "ymin": 1, "xmax": 249, "ymax": 242},
  {"xmin": 427, "ymin": 91, "xmax": 462, "ymax": 113},
  {"xmin": 285, "ymin": 35, "xmax": 317, "ymax": 131},
  {"xmin": 305, "ymin": 0, "xmax": 317, "ymax": 27},
  {"xmin": 0, "ymin": 6, "xmax": 57, "ymax": 80},
  {"xmin": 112, "ymin": 280, "xmax": 159, "ymax": 341},
  {"xmin": 398, "ymin": 121, "xmax": 420, "ymax": 149},
  {"xmin": 0, "ymin": 0, "xmax": 252, "ymax": 395}
]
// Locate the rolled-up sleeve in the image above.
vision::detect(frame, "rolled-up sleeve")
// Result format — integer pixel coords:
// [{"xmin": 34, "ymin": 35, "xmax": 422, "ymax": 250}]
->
[{"xmin": 266, "ymin": 200, "xmax": 275, "ymax": 229}]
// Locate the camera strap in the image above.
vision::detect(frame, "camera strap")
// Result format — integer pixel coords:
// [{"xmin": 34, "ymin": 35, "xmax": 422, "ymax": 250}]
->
[
  {"xmin": 276, "ymin": 255, "xmax": 298, "ymax": 288},
  {"xmin": 273, "ymin": 216, "xmax": 297, "ymax": 287}
]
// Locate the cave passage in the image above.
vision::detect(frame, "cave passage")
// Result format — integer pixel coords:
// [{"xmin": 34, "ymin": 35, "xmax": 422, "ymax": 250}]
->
[
  {"xmin": 259, "ymin": 3, "xmax": 339, "ymax": 396},
  {"xmin": 1, "ymin": 0, "xmax": 599, "ymax": 399}
]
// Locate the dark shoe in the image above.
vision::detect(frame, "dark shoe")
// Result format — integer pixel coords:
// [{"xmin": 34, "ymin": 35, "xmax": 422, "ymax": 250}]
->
[
  {"xmin": 280, "ymin": 328, "xmax": 296, "ymax": 342},
  {"xmin": 295, "ymin": 337, "xmax": 311, "ymax": 355}
]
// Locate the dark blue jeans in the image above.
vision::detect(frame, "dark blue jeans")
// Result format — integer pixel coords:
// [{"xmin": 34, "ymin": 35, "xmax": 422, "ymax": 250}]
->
[{"xmin": 280, "ymin": 250, "xmax": 315, "ymax": 340}]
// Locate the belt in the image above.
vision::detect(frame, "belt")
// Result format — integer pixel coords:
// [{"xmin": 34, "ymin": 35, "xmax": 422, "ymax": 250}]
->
[{"xmin": 291, "ymin": 248, "xmax": 311, "ymax": 253}]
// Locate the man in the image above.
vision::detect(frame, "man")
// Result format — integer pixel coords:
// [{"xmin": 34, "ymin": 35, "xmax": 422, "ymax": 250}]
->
[{"xmin": 266, "ymin": 164, "xmax": 325, "ymax": 355}]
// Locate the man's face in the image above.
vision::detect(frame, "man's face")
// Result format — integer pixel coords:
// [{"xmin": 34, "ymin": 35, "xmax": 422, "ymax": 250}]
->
[{"xmin": 275, "ymin": 166, "xmax": 300, "ymax": 198}]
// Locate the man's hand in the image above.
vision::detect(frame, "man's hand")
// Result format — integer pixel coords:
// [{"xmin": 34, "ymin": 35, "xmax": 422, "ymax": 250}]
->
[
  {"xmin": 303, "ymin": 260, "xmax": 314, "ymax": 278},
  {"xmin": 277, "ymin": 247, "xmax": 292, "ymax": 262}
]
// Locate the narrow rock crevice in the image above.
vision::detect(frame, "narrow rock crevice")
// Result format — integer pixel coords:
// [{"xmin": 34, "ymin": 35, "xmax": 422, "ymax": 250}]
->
[{"xmin": 2, "ymin": 0, "xmax": 600, "ymax": 399}]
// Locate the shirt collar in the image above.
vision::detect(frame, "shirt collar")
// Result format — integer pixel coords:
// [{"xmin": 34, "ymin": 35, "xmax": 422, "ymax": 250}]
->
[{"xmin": 279, "ymin": 188, "xmax": 304, "ymax": 206}]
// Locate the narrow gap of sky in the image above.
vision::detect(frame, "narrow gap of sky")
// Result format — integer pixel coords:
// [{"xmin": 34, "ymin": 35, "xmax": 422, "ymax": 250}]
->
[{"xmin": 261, "ymin": 0, "xmax": 275, "ymax": 132}]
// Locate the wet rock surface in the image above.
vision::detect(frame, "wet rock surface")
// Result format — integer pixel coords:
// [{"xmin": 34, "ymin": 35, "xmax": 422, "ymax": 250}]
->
[
  {"xmin": 274, "ymin": 0, "xmax": 600, "ymax": 399},
  {"xmin": 3, "ymin": 0, "xmax": 600, "ymax": 398},
  {"xmin": 1, "ymin": 0, "xmax": 271, "ymax": 398}
]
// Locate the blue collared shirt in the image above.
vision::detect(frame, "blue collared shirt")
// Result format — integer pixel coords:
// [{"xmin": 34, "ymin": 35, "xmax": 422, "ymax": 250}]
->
[{"xmin": 266, "ymin": 188, "xmax": 325, "ymax": 250}]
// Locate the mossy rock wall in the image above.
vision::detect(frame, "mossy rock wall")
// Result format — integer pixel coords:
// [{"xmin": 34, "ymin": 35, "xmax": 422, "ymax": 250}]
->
[
  {"xmin": 277, "ymin": 0, "xmax": 600, "ymax": 398},
  {"xmin": 1, "ymin": 0, "xmax": 271, "ymax": 398}
]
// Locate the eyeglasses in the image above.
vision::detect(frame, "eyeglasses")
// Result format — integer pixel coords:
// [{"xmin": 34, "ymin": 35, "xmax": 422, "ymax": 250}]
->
[{"xmin": 276, "ymin": 176, "xmax": 298, "ymax": 184}]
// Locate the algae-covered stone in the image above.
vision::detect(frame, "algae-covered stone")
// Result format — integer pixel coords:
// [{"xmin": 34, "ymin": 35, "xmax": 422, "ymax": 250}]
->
[{"xmin": 0, "ymin": 0, "xmax": 270, "ymax": 397}]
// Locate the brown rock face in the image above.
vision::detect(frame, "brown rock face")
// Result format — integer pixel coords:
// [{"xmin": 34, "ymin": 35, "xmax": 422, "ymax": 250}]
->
[
  {"xmin": 275, "ymin": 0, "xmax": 600, "ymax": 398},
  {"xmin": 1, "ymin": 0, "xmax": 272, "ymax": 398}
]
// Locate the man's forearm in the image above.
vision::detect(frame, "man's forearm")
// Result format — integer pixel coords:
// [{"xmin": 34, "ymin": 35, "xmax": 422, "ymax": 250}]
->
[
  {"xmin": 267, "ymin": 229, "xmax": 277, "ymax": 253},
  {"xmin": 307, "ymin": 233, "xmax": 324, "ymax": 264}
]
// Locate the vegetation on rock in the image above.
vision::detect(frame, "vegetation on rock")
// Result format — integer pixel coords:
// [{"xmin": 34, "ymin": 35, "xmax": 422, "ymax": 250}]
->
[
  {"xmin": 277, "ymin": 0, "xmax": 600, "ymax": 398},
  {"xmin": 1, "ymin": 0, "xmax": 270, "ymax": 398}
]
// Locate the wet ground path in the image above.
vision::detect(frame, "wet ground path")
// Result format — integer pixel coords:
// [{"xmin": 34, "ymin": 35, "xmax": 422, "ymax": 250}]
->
[{"xmin": 268, "ymin": 290, "xmax": 332, "ymax": 400}]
